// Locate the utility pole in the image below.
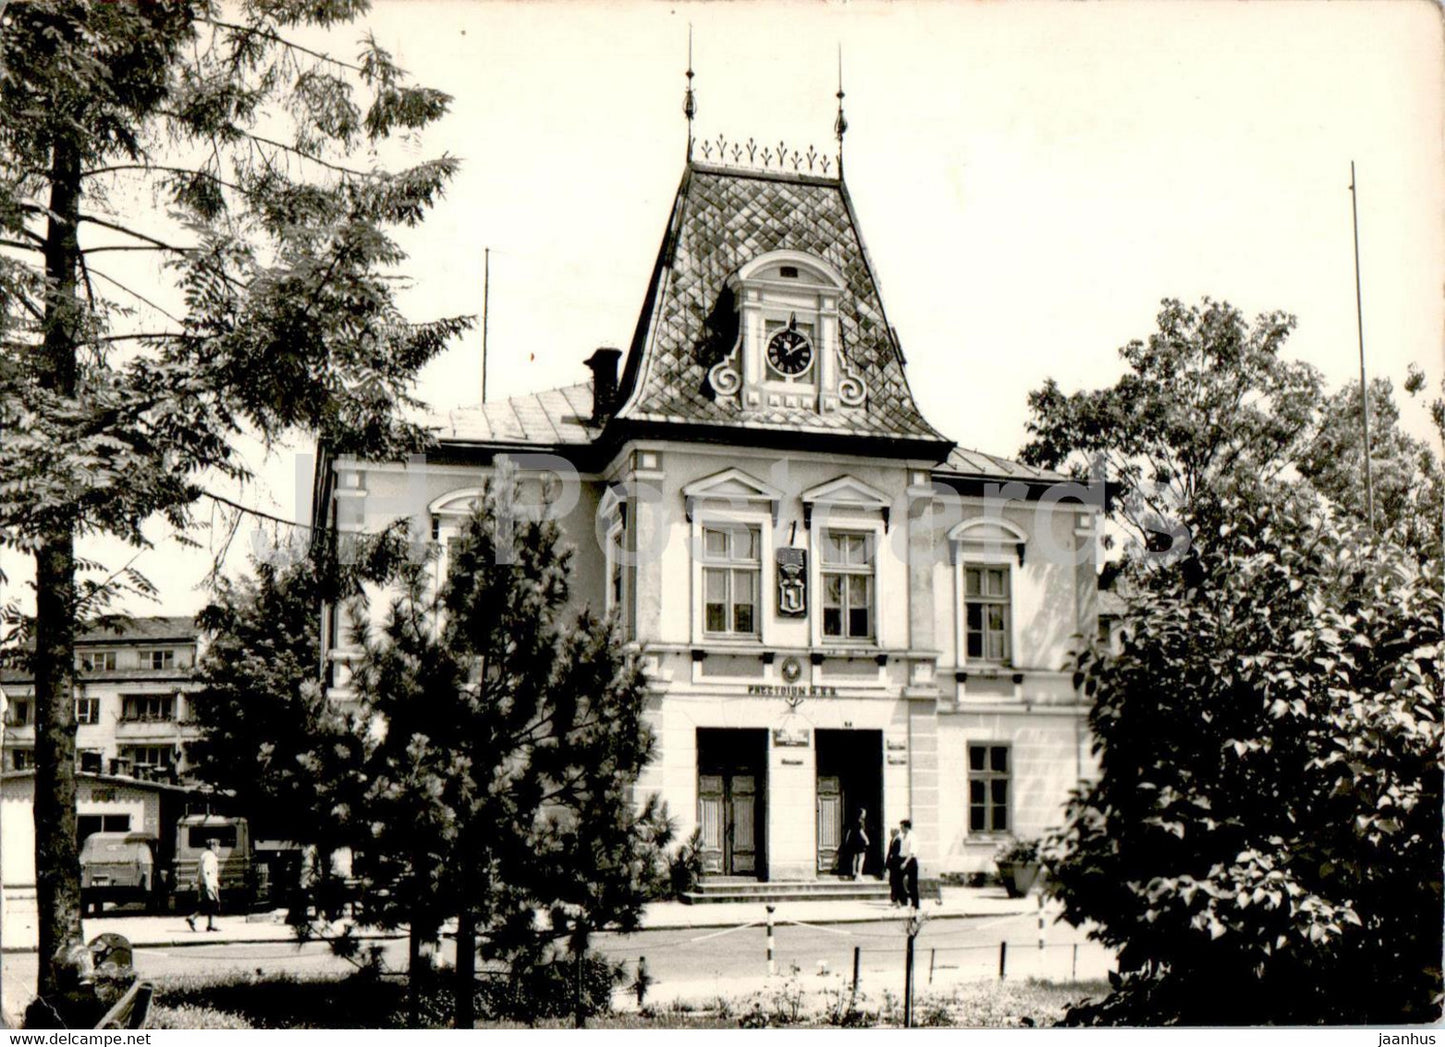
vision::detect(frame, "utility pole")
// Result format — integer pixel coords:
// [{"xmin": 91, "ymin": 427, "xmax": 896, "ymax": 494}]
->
[
  {"xmin": 480, "ymin": 247, "xmax": 490, "ymax": 404},
  {"xmin": 1349, "ymin": 161, "xmax": 1375, "ymax": 531}
]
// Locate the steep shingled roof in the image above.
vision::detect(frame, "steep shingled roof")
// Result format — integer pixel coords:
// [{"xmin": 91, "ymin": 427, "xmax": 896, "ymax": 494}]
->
[{"xmin": 614, "ymin": 164, "xmax": 947, "ymax": 443}]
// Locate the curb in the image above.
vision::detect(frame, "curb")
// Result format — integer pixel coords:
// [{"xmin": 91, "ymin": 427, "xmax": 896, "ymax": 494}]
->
[
  {"xmin": 634, "ymin": 907, "xmax": 1029, "ymax": 932},
  {"xmin": 2, "ymin": 909, "xmax": 1030, "ymax": 953},
  {"xmin": 2, "ymin": 931, "xmax": 407, "ymax": 955}
]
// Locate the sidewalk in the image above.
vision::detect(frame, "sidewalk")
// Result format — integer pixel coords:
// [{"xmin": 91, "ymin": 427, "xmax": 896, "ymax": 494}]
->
[{"xmin": 3, "ymin": 887, "xmax": 1030, "ymax": 952}]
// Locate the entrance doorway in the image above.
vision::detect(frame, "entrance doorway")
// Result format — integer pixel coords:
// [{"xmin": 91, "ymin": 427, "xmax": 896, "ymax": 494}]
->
[
  {"xmin": 815, "ymin": 730, "xmax": 883, "ymax": 876},
  {"xmin": 697, "ymin": 729, "xmax": 768, "ymax": 878}
]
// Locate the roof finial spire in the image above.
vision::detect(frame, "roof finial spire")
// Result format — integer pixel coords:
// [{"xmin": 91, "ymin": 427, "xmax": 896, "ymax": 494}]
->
[
  {"xmin": 834, "ymin": 44, "xmax": 848, "ymax": 177},
  {"xmin": 683, "ymin": 25, "xmax": 697, "ymax": 162}
]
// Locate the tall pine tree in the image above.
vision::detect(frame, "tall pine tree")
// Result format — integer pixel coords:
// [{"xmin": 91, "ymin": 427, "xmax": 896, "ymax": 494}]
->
[{"xmin": 349, "ymin": 463, "xmax": 671, "ymax": 1028}]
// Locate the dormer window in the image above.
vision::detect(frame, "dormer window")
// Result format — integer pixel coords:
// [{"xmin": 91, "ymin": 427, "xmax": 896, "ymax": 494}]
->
[{"xmin": 707, "ymin": 249, "xmax": 867, "ymax": 413}]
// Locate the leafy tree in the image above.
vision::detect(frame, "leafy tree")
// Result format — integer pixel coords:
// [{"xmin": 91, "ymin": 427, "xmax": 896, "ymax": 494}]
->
[
  {"xmin": 1048, "ymin": 490, "xmax": 1441, "ymax": 1024},
  {"xmin": 0, "ymin": 1, "xmax": 468, "ymax": 1006},
  {"xmin": 348, "ymin": 466, "xmax": 671, "ymax": 1028},
  {"xmin": 1020, "ymin": 298, "xmax": 1321, "ymax": 552},
  {"xmin": 1028, "ymin": 298, "xmax": 1444, "ymax": 1022},
  {"xmin": 1021, "ymin": 297, "xmax": 1443, "ymax": 558},
  {"xmin": 1298, "ymin": 377, "xmax": 1444, "ymax": 558}
]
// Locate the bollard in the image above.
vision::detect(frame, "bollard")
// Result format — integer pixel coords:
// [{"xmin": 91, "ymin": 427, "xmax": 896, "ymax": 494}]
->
[
  {"xmin": 1038, "ymin": 892, "xmax": 1046, "ymax": 950},
  {"xmin": 851, "ymin": 945, "xmax": 860, "ymax": 999},
  {"xmin": 928, "ymin": 947, "xmax": 936, "ymax": 985},
  {"xmin": 998, "ymin": 940, "xmax": 1007, "ymax": 980},
  {"xmin": 903, "ymin": 930, "xmax": 915, "ymax": 1028},
  {"xmin": 766, "ymin": 904, "xmax": 776, "ymax": 977},
  {"xmin": 1072, "ymin": 943, "xmax": 1079, "ymax": 982}
]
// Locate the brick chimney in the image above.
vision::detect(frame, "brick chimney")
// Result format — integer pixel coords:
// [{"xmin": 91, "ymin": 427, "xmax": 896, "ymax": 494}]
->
[{"xmin": 585, "ymin": 347, "xmax": 623, "ymax": 423}]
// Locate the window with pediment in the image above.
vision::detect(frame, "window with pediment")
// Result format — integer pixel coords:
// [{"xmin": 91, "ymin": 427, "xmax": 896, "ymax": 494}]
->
[
  {"xmin": 684, "ymin": 468, "xmax": 780, "ymax": 645},
  {"xmin": 950, "ymin": 518, "xmax": 1027, "ymax": 668}
]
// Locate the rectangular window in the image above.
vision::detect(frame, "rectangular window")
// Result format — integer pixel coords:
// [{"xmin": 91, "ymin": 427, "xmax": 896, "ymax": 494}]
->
[
  {"xmin": 77, "ymin": 813, "xmax": 132, "ymax": 845},
  {"xmin": 188, "ymin": 825, "xmax": 238, "ymax": 850},
  {"xmin": 700, "ymin": 524, "xmax": 760, "ymax": 637},
  {"xmin": 75, "ymin": 698, "xmax": 101, "ymax": 725},
  {"xmin": 78, "ymin": 651, "xmax": 117, "ymax": 672},
  {"xmin": 77, "ymin": 750, "xmax": 104, "ymax": 773},
  {"xmin": 821, "ymin": 531, "xmax": 875, "ymax": 640},
  {"xmin": 121, "ymin": 695, "xmax": 175, "ymax": 722},
  {"xmin": 143, "ymin": 649, "xmax": 175, "ymax": 670},
  {"xmin": 965, "ymin": 566, "xmax": 1011, "ymax": 663},
  {"xmin": 605, "ymin": 523, "xmax": 637, "ymax": 641},
  {"xmin": 120, "ymin": 745, "xmax": 176, "ymax": 769},
  {"xmin": 3, "ymin": 699, "xmax": 33, "ymax": 727},
  {"xmin": 968, "ymin": 744, "xmax": 1010, "ymax": 833},
  {"xmin": 8, "ymin": 748, "xmax": 35, "ymax": 771}
]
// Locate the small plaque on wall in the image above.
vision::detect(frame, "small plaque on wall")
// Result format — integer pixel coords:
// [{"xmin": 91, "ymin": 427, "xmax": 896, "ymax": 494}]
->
[
  {"xmin": 887, "ymin": 754, "xmax": 908, "ymax": 766},
  {"xmin": 885, "ymin": 739, "xmax": 907, "ymax": 752},
  {"xmin": 772, "ymin": 727, "xmax": 811, "ymax": 748},
  {"xmin": 776, "ymin": 547, "xmax": 807, "ymax": 617}
]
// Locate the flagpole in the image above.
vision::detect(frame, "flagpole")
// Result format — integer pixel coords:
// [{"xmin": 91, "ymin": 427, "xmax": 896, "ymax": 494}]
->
[{"xmin": 1349, "ymin": 161, "xmax": 1375, "ymax": 531}]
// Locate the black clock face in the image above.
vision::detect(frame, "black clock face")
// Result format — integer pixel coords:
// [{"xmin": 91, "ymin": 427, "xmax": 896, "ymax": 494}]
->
[{"xmin": 767, "ymin": 328, "xmax": 813, "ymax": 376}]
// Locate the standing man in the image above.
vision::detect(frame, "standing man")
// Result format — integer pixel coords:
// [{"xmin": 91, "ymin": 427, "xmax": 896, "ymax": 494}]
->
[
  {"xmin": 886, "ymin": 827, "xmax": 904, "ymax": 906},
  {"xmin": 897, "ymin": 819, "xmax": 920, "ymax": 909},
  {"xmin": 186, "ymin": 839, "xmax": 221, "ymax": 932}
]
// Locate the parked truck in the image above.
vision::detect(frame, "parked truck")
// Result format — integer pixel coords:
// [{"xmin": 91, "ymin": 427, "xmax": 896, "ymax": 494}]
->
[
  {"xmin": 79, "ymin": 832, "xmax": 163, "ymax": 916},
  {"xmin": 170, "ymin": 814, "xmax": 268, "ymax": 912}
]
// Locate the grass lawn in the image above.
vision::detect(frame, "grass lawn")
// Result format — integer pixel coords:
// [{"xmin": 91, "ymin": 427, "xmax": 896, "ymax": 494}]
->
[{"xmin": 149, "ymin": 968, "xmax": 1109, "ymax": 1029}]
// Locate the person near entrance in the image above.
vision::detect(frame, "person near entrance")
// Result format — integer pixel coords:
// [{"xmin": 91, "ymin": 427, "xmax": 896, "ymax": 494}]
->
[
  {"xmin": 186, "ymin": 838, "xmax": 221, "ymax": 932},
  {"xmin": 897, "ymin": 819, "xmax": 920, "ymax": 909},
  {"xmin": 843, "ymin": 808, "xmax": 870, "ymax": 879},
  {"xmin": 886, "ymin": 827, "xmax": 904, "ymax": 906}
]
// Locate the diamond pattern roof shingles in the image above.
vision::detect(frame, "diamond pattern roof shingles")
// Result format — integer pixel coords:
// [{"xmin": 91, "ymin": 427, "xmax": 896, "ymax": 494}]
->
[{"xmin": 615, "ymin": 164, "xmax": 947, "ymax": 442}]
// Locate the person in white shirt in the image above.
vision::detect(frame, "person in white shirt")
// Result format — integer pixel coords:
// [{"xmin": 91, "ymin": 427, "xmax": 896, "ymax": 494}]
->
[
  {"xmin": 896, "ymin": 819, "xmax": 920, "ymax": 909},
  {"xmin": 186, "ymin": 839, "xmax": 221, "ymax": 932}
]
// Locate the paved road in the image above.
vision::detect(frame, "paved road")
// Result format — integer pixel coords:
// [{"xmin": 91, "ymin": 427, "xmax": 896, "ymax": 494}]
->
[{"xmin": 3, "ymin": 909, "xmax": 1113, "ymax": 1019}]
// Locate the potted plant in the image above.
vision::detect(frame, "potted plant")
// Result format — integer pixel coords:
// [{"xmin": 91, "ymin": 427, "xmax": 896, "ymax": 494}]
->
[{"xmin": 994, "ymin": 837, "xmax": 1043, "ymax": 898}]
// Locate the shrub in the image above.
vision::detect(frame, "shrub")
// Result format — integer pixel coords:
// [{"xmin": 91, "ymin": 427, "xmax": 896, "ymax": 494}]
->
[
  {"xmin": 995, "ymin": 837, "xmax": 1041, "ymax": 865},
  {"xmin": 479, "ymin": 950, "xmax": 622, "ymax": 1022},
  {"xmin": 665, "ymin": 828, "xmax": 705, "ymax": 899},
  {"xmin": 150, "ymin": 1004, "xmax": 255, "ymax": 1030}
]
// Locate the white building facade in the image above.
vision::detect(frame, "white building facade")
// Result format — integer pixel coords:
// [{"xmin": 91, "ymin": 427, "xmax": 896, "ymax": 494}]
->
[
  {"xmin": 1, "ymin": 616, "xmax": 202, "ymax": 779},
  {"xmin": 314, "ymin": 158, "xmax": 1101, "ymax": 881}
]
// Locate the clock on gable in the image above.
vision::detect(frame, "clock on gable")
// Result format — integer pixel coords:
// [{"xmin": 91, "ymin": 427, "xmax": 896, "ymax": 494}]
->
[
  {"xmin": 707, "ymin": 250, "xmax": 869, "ymax": 414},
  {"xmin": 766, "ymin": 317, "xmax": 813, "ymax": 377}
]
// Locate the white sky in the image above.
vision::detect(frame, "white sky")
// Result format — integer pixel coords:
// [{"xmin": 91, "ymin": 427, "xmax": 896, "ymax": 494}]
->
[{"xmin": 4, "ymin": 0, "xmax": 1442, "ymax": 617}]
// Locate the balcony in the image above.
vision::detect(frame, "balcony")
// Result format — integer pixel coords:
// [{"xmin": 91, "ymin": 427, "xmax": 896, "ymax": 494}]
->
[{"xmin": 115, "ymin": 717, "xmax": 182, "ymax": 741}]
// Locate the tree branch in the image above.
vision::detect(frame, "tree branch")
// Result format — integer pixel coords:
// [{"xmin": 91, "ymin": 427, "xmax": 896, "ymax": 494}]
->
[
  {"xmin": 91, "ymin": 331, "xmax": 189, "ymax": 344},
  {"xmin": 245, "ymin": 133, "xmax": 374, "ymax": 178},
  {"xmin": 84, "ymin": 268, "xmax": 184, "ymax": 324},
  {"xmin": 82, "ymin": 164, "xmax": 244, "ymax": 193},
  {"xmin": 200, "ymin": 489, "xmax": 315, "ymax": 532},
  {"xmin": 199, "ymin": 16, "xmax": 364, "ymax": 72},
  {"xmin": 78, "ymin": 215, "xmax": 191, "ymax": 254}
]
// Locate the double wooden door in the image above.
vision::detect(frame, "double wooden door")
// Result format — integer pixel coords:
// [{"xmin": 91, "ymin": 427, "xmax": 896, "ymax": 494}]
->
[
  {"xmin": 698, "ymin": 772, "xmax": 759, "ymax": 876},
  {"xmin": 817, "ymin": 775, "xmax": 843, "ymax": 873}
]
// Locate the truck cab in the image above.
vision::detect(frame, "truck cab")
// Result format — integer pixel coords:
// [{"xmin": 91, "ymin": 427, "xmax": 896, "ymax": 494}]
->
[
  {"xmin": 172, "ymin": 814, "xmax": 258, "ymax": 910},
  {"xmin": 80, "ymin": 832, "xmax": 161, "ymax": 915}
]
